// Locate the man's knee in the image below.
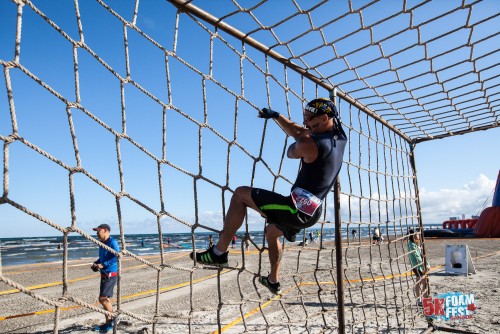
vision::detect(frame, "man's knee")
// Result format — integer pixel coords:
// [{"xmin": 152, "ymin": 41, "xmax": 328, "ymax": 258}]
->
[
  {"xmin": 233, "ymin": 186, "xmax": 251, "ymax": 200},
  {"xmin": 232, "ymin": 186, "xmax": 258, "ymax": 209},
  {"xmin": 265, "ymin": 224, "xmax": 283, "ymax": 240}
]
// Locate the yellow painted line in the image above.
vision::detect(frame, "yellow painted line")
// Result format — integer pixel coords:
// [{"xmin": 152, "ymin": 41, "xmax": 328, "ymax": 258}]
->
[
  {"xmin": 0, "ymin": 253, "xmax": 189, "ymax": 296},
  {"xmin": 211, "ymin": 266, "xmax": 434, "ymax": 333},
  {"xmin": 122, "ymin": 269, "xmax": 231, "ymax": 300},
  {"xmin": 3, "ymin": 254, "xmax": 157, "ymax": 275},
  {"xmin": 214, "ymin": 248, "xmax": 500, "ymax": 333},
  {"xmin": 0, "ymin": 304, "xmax": 88, "ymax": 321},
  {"xmin": 298, "ymin": 264, "xmax": 444, "ymax": 288},
  {"xmin": 3, "ymin": 248, "xmax": 499, "ymax": 323},
  {"xmin": 0, "ymin": 266, "xmax": 233, "ymax": 321},
  {"xmin": 212, "ymin": 285, "xmax": 297, "ymax": 334},
  {"xmin": 0, "ymin": 274, "xmax": 101, "ymax": 296}
]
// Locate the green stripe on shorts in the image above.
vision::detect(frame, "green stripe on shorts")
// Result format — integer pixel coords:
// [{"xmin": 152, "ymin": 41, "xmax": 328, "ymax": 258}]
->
[{"xmin": 259, "ymin": 204, "xmax": 298, "ymax": 214}]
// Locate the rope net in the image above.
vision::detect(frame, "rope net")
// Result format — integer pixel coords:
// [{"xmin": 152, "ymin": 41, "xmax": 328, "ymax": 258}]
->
[{"xmin": 0, "ymin": 0, "xmax": 442, "ymax": 333}]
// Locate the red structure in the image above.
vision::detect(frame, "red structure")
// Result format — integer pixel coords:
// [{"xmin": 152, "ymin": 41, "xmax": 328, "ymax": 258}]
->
[
  {"xmin": 473, "ymin": 170, "xmax": 500, "ymax": 238},
  {"xmin": 442, "ymin": 219, "xmax": 477, "ymax": 229},
  {"xmin": 473, "ymin": 207, "xmax": 500, "ymax": 237}
]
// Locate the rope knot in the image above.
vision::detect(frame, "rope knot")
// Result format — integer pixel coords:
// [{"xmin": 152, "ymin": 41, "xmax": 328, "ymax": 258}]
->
[
  {"xmin": 12, "ymin": 0, "xmax": 27, "ymax": 6},
  {"xmin": 4, "ymin": 133, "xmax": 19, "ymax": 144},
  {"xmin": 74, "ymin": 41, "xmax": 85, "ymax": 48},
  {"xmin": 71, "ymin": 166, "xmax": 84, "ymax": 173},
  {"xmin": 2, "ymin": 60, "xmax": 20, "ymax": 68},
  {"xmin": 66, "ymin": 101, "xmax": 81, "ymax": 109},
  {"xmin": 65, "ymin": 226, "xmax": 77, "ymax": 233},
  {"xmin": 58, "ymin": 296, "xmax": 70, "ymax": 303}
]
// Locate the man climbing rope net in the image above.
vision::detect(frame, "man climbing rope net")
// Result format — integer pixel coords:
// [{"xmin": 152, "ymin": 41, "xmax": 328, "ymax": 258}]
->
[{"xmin": 190, "ymin": 98, "xmax": 347, "ymax": 295}]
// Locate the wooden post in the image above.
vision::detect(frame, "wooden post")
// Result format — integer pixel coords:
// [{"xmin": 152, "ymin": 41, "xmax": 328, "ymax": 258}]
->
[{"xmin": 334, "ymin": 176, "xmax": 345, "ymax": 333}]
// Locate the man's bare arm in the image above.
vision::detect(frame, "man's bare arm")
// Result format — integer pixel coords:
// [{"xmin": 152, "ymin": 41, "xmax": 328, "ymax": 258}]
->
[
  {"xmin": 274, "ymin": 114, "xmax": 308, "ymax": 140},
  {"xmin": 258, "ymin": 108, "xmax": 307, "ymax": 140},
  {"xmin": 287, "ymin": 135, "xmax": 318, "ymax": 163}
]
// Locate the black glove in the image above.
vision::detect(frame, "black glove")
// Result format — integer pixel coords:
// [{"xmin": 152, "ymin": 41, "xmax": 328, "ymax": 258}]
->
[
  {"xmin": 259, "ymin": 108, "xmax": 279, "ymax": 119},
  {"xmin": 91, "ymin": 263, "xmax": 99, "ymax": 272}
]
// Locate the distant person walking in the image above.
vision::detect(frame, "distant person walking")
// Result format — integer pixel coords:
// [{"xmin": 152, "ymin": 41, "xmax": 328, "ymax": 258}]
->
[
  {"xmin": 231, "ymin": 235, "xmax": 237, "ymax": 249},
  {"xmin": 91, "ymin": 224, "xmax": 119, "ymax": 332},
  {"xmin": 309, "ymin": 231, "xmax": 314, "ymax": 243},
  {"xmin": 208, "ymin": 235, "xmax": 214, "ymax": 249},
  {"xmin": 244, "ymin": 238, "xmax": 250, "ymax": 253},
  {"xmin": 351, "ymin": 229, "xmax": 357, "ymax": 239},
  {"xmin": 372, "ymin": 227, "xmax": 381, "ymax": 244}
]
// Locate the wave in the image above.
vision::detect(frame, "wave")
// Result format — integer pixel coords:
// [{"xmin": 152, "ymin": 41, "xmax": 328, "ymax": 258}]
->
[
  {"xmin": 67, "ymin": 246, "xmax": 95, "ymax": 250},
  {"xmin": 19, "ymin": 242, "xmax": 56, "ymax": 247},
  {"xmin": 4, "ymin": 252, "xmax": 27, "ymax": 257},
  {"xmin": 138, "ymin": 252, "xmax": 163, "ymax": 256},
  {"xmin": 22, "ymin": 237, "xmax": 58, "ymax": 241},
  {"xmin": 0, "ymin": 245, "xmax": 24, "ymax": 249},
  {"xmin": 1, "ymin": 241, "xmax": 24, "ymax": 246}
]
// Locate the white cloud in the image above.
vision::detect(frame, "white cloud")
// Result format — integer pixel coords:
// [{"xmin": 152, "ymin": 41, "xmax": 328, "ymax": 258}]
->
[
  {"xmin": 420, "ymin": 174, "xmax": 495, "ymax": 224},
  {"xmin": 320, "ymin": 174, "xmax": 496, "ymax": 227}
]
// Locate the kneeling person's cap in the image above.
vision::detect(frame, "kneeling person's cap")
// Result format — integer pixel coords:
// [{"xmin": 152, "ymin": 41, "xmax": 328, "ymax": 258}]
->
[
  {"xmin": 93, "ymin": 224, "xmax": 111, "ymax": 231},
  {"xmin": 304, "ymin": 98, "xmax": 338, "ymax": 118}
]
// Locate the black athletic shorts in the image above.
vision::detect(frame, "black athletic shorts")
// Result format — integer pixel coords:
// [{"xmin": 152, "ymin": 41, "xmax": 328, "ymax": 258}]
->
[
  {"xmin": 99, "ymin": 276, "xmax": 117, "ymax": 298},
  {"xmin": 251, "ymin": 188, "xmax": 322, "ymax": 242}
]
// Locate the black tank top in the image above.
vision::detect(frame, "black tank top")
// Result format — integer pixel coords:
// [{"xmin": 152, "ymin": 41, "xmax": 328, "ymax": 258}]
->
[{"xmin": 291, "ymin": 127, "xmax": 347, "ymax": 200}]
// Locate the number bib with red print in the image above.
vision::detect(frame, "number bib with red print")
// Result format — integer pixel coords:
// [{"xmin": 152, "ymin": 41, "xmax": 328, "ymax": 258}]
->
[{"xmin": 291, "ymin": 187, "xmax": 322, "ymax": 216}]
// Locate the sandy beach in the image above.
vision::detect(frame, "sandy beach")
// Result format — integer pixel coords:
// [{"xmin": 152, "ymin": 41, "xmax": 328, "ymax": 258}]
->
[{"xmin": 1, "ymin": 237, "xmax": 499, "ymax": 333}]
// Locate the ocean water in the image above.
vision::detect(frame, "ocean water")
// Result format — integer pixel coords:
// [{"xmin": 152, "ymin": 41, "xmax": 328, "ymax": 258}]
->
[{"xmin": 0, "ymin": 225, "xmax": 442, "ymax": 267}]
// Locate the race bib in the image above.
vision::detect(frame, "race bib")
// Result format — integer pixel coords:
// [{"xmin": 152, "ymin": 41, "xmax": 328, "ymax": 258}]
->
[{"xmin": 291, "ymin": 187, "xmax": 322, "ymax": 216}]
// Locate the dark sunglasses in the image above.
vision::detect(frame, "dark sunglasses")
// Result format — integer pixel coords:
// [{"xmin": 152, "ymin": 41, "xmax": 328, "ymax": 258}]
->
[{"xmin": 303, "ymin": 113, "xmax": 320, "ymax": 121}]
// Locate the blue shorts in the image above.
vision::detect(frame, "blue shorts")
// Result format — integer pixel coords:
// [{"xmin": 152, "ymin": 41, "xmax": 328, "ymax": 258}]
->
[
  {"xmin": 99, "ymin": 276, "xmax": 117, "ymax": 298},
  {"xmin": 251, "ymin": 188, "xmax": 322, "ymax": 242}
]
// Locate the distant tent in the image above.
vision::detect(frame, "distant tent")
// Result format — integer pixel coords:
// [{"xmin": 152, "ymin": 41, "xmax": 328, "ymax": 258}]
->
[{"xmin": 473, "ymin": 170, "xmax": 500, "ymax": 237}]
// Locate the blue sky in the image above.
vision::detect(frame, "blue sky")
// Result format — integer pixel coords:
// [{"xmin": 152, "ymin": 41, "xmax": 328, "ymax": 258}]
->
[{"xmin": 1, "ymin": 0, "xmax": 499, "ymax": 238}]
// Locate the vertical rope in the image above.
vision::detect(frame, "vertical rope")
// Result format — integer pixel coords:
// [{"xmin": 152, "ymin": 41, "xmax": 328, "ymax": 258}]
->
[
  {"xmin": 14, "ymin": 2, "xmax": 23, "ymax": 63},
  {"xmin": 335, "ymin": 175, "xmax": 346, "ymax": 334}
]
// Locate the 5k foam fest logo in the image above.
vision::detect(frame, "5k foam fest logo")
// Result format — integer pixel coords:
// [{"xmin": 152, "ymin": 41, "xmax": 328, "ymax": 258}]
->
[{"xmin": 423, "ymin": 292, "xmax": 477, "ymax": 320}]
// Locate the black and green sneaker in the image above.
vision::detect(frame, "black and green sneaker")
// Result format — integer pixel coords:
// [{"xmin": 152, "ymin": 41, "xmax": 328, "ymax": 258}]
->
[
  {"xmin": 190, "ymin": 245, "xmax": 228, "ymax": 267},
  {"xmin": 259, "ymin": 276, "xmax": 282, "ymax": 295}
]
